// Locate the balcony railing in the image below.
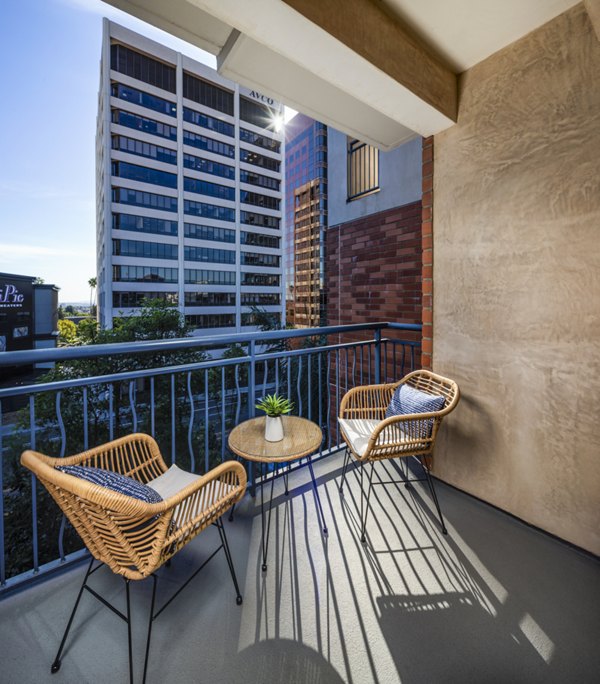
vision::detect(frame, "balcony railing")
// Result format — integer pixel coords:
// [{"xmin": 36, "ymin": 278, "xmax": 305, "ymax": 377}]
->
[{"xmin": 0, "ymin": 322, "xmax": 420, "ymax": 593}]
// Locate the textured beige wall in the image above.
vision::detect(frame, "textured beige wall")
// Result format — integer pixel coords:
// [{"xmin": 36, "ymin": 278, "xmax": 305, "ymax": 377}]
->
[{"xmin": 433, "ymin": 4, "xmax": 600, "ymax": 554}]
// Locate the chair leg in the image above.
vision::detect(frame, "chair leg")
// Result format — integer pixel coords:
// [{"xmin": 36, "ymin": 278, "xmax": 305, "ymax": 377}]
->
[
  {"xmin": 217, "ymin": 518, "xmax": 243, "ymax": 605},
  {"xmin": 339, "ymin": 448, "xmax": 351, "ymax": 494},
  {"xmin": 51, "ymin": 556, "xmax": 95, "ymax": 674},
  {"xmin": 141, "ymin": 574, "xmax": 158, "ymax": 684},
  {"xmin": 360, "ymin": 461, "xmax": 375, "ymax": 543},
  {"xmin": 125, "ymin": 580, "xmax": 134, "ymax": 684},
  {"xmin": 422, "ymin": 459, "xmax": 448, "ymax": 535}
]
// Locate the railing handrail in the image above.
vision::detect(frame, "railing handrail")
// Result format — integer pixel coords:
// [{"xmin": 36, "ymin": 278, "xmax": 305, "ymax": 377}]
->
[{"xmin": 0, "ymin": 321, "xmax": 421, "ymax": 367}]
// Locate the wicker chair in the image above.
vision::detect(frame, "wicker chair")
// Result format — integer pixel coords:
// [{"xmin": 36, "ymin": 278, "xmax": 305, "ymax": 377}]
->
[
  {"xmin": 21, "ymin": 433, "xmax": 247, "ymax": 684},
  {"xmin": 338, "ymin": 369, "xmax": 460, "ymax": 542}
]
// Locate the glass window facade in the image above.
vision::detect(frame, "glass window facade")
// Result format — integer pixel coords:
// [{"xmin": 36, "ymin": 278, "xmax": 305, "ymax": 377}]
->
[
  {"xmin": 240, "ymin": 210, "xmax": 280, "ymax": 230},
  {"xmin": 113, "ymin": 291, "xmax": 178, "ymax": 307},
  {"xmin": 184, "ymin": 292, "xmax": 236, "ymax": 307},
  {"xmin": 241, "ymin": 252, "xmax": 281, "ymax": 268},
  {"xmin": 185, "ymin": 269, "xmax": 236, "ymax": 285},
  {"xmin": 111, "ymin": 82, "xmax": 176, "ymax": 117},
  {"xmin": 183, "ymin": 73, "xmax": 234, "ymax": 115},
  {"xmin": 184, "ymin": 200, "xmax": 235, "ymax": 222},
  {"xmin": 241, "ymin": 273, "xmax": 281, "ymax": 287},
  {"xmin": 113, "ymin": 213, "xmax": 178, "ymax": 236},
  {"xmin": 240, "ymin": 128, "xmax": 281, "ymax": 153},
  {"xmin": 184, "ymin": 223, "xmax": 235, "ymax": 243},
  {"xmin": 113, "ymin": 265, "xmax": 178, "ymax": 283},
  {"xmin": 112, "ymin": 110, "xmax": 177, "ymax": 141},
  {"xmin": 112, "ymin": 187, "xmax": 178, "ymax": 213},
  {"xmin": 113, "ymin": 239, "xmax": 178, "ymax": 260},
  {"xmin": 183, "ymin": 177, "xmax": 234, "ymax": 201},
  {"xmin": 240, "ymin": 190, "xmax": 280, "ymax": 211},
  {"xmin": 184, "ymin": 246, "xmax": 235, "ymax": 264},
  {"xmin": 110, "ymin": 43, "xmax": 176, "ymax": 93},
  {"xmin": 241, "ymin": 312, "xmax": 280, "ymax": 327},
  {"xmin": 112, "ymin": 161, "xmax": 177, "ymax": 189},
  {"xmin": 239, "ymin": 97, "xmax": 277, "ymax": 129},
  {"xmin": 112, "ymin": 135, "xmax": 177, "ymax": 165},
  {"xmin": 241, "ymin": 293, "xmax": 281, "ymax": 306},
  {"xmin": 347, "ymin": 139, "xmax": 379, "ymax": 200},
  {"xmin": 185, "ymin": 314, "xmax": 235, "ymax": 328},
  {"xmin": 183, "ymin": 153, "xmax": 234, "ymax": 180},
  {"xmin": 240, "ymin": 148, "xmax": 280, "ymax": 172},
  {"xmin": 183, "ymin": 130, "xmax": 235, "ymax": 158},
  {"xmin": 240, "ymin": 231, "xmax": 280, "ymax": 249},
  {"xmin": 183, "ymin": 108, "xmax": 234, "ymax": 137},
  {"xmin": 240, "ymin": 170, "xmax": 280, "ymax": 191}
]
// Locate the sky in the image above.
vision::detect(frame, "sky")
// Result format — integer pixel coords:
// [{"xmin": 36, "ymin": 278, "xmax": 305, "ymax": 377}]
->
[{"xmin": 0, "ymin": 0, "xmax": 294, "ymax": 303}]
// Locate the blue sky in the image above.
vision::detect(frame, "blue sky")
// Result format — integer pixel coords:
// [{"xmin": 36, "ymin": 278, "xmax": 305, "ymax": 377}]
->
[{"xmin": 0, "ymin": 0, "xmax": 217, "ymax": 302}]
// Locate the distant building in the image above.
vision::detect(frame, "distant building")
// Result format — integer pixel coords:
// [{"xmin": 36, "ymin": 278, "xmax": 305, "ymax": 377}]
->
[
  {"xmin": 0, "ymin": 272, "xmax": 59, "ymax": 373},
  {"xmin": 284, "ymin": 114, "xmax": 327, "ymax": 327},
  {"xmin": 96, "ymin": 21, "xmax": 285, "ymax": 335}
]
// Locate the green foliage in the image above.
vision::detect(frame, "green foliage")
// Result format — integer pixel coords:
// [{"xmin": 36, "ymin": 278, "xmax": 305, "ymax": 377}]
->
[
  {"xmin": 256, "ymin": 393, "xmax": 294, "ymax": 417},
  {"xmin": 58, "ymin": 319, "xmax": 77, "ymax": 345}
]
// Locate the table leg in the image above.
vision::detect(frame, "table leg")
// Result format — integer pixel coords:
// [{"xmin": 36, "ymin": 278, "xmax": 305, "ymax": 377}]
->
[
  {"xmin": 260, "ymin": 462, "xmax": 276, "ymax": 572},
  {"xmin": 308, "ymin": 457, "xmax": 328, "ymax": 536}
]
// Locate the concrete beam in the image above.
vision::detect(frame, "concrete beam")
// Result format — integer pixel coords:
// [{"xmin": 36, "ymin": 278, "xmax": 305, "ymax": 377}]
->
[
  {"xmin": 584, "ymin": 0, "xmax": 600, "ymax": 41},
  {"xmin": 282, "ymin": 0, "xmax": 457, "ymax": 122}
]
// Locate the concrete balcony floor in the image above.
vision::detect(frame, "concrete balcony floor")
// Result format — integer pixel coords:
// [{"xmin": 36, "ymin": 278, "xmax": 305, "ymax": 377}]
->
[{"xmin": 1, "ymin": 450, "xmax": 598, "ymax": 683}]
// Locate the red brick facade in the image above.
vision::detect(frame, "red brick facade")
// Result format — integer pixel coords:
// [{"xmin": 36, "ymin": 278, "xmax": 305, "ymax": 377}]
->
[{"xmin": 421, "ymin": 136, "xmax": 434, "ymax": 370}]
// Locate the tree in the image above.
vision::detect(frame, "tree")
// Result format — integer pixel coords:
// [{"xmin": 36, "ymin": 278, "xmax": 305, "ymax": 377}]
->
[
  {"xmin": 57, "ymin": 319, "xmax": 77, "ymax": 345},
  {"xmin": 88, "ymin": 276, "xmax": 97, "ymax": 317}
]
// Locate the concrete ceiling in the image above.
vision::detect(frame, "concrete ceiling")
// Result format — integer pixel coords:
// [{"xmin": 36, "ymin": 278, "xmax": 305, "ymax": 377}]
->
[{"xmin": 103, "ymin": 0, "xmax": 583, "ymax": 148}]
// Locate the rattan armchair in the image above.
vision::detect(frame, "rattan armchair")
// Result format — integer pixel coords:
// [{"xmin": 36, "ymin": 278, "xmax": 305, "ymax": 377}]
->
[
  {"xmin": 338, "ymin": 369, "xmax": 460, "ymax": 542},
  {"xmin": 21, "ymin": 433, "xmax": 247, "ymax": 684}
]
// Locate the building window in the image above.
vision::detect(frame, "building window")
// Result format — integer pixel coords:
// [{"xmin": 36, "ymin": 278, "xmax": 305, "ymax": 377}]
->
[
  {"xmin": 183, "ymin": 108, "xmax": 234, "ymax": 137},
  {"xmin": 183, "ymin": 177, "xmax": 235, "ymax": 201},
  {"xmin": 241, "ymin": 231, "xmax": 280, "ymax": 249},
  {"xmin": 183, "ymin": 72, "xmax": 234, "ymax": 115},
  {"xmin": 111, "ymin": 83, "xmax": 176, "ymax": 117},
  {"xmin": 184, "ymin": 246, "xmax": 236, "ymax": 265},
  {"xmin": 112, "ymin": 187, "xmax": 177, "ymax": 212},
  {"xmin": 241, "ymin": 293, "xmax": 281, "ymax": 306},
  {"xmin": 183, "ymin": 130, "xmax": 235, "ymax": 158},
  {"xmin": 110, "ymin": 43, "xmax": 176, "ymax": 93},
  {"xmin": 185, "ymin": 314, "xmax": 236, "ymax": 329},
  {"xmin": 240, "ymin": 190, "xmax": 280, "ymax": 211},
  {"xmin": 112, "ymin": 161, "xmax": 177, "ymax": 189},
  {"xmin": 240, "ymin": 170, "xmax": 280, "ymax": 191},
  {"xmin": 241, "ymin": 312, "xmax": 280, "ymax": 327},
  {"xmin": 184, "ymin": 292, "xmax": 236, "ymax": 307},
  {"xmin": 113, "ymin": 265, "xmax": 178, "ymax": 283},
  {"xmin": 112, "ymin": 239, "xmax": 178, "ymax": 260},
  {"xmin": 241, "ymin": 273, "xmax": 280, "ymax": 287},
  {"xmin": 347, "ymin": 138, "xmax": 379, "ymax": 201},
  {"xmin": 239, "ymin": 97, "xmax": 278, "ymax": 129},
  {"xmin": 184, "ymin": 269, "xmax": 236, "ymax": 285},
  {"xmin": 239, "ymin": 128, "xmax": 281, "ymax": 153},
  {"xmin": 112, "ymin": 136, "xmax": 177, "ymax": 165},
  {"xmin": 113, "ymin": 214, "xmax": 178, "ymax": 236},
  {"xmin": 241, "ymin": 252, "xmax": 280, "ymax": 268},
  {"xmin": 184, "ymin": 223, "xmax": 235, "ymax": 243},
  {"xmin": 184, "ymin": 200, "xmax": 235, "ymax": 222},
  {"xmin": 240, "ymin": 148, "xmax": 280, "ymax": 172},
  {"xmin": 240, "ymin": 210, "xmax": 280, "ymax": 230},
  {"xmin": 112, "ymin": 109, "xmax": 177, "ymax": 141},
  {"xmin": 183, "ymin": 153, "xmax": 235, "ymax": 180},
  {"xmin": 113, "ymin": 291, "xmax": 178, "ymax": 307}
]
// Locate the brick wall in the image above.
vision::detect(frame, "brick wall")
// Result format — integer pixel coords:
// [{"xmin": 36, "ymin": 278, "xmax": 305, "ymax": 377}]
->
[{"xmin": 421, "ymin": 136, "xmax": 434, "ymax": 370}]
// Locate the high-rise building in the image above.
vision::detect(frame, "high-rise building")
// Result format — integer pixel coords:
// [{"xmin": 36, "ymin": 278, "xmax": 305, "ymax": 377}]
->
[
  {"xmin": 97, "ymin": 21, "xmax": 284, "ymax": 334},
  {"xmin": 284, "ymin": 114, "xmax": 327, "ymax": 327}
]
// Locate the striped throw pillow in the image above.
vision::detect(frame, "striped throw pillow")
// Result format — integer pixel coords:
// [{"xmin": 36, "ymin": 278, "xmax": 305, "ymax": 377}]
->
[
  {"xmin": 56, "ymin": 465, "xmax": 163, "ymax": 505},
  {"xmin": 385, "ymin": 384, "xmax": 445, "ymax": 436}
]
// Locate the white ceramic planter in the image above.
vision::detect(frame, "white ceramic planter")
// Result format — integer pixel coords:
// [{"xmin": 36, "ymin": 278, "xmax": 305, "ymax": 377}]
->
[{"xmin": 265, "ymin": 416, "xmax": 284, "ymax": 442}]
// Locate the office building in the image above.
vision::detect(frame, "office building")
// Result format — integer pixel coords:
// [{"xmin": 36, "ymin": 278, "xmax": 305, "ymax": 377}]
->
[
  {"xmin": 284, "ymin": 114, "xmax": 327, "ymax": 327},
  {"xmin": 97, "ymin": 21, "xmax": 285, "ymax": 334}
]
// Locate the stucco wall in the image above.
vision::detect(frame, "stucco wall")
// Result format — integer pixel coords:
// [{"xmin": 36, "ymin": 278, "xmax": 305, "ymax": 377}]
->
[
  {"xmin": 328, "ymin": 128, "xmax": 422, "ymax": 225},
  {"xmin": 433, "ymin": 4, "xmax": 600, "ymax": 554}
]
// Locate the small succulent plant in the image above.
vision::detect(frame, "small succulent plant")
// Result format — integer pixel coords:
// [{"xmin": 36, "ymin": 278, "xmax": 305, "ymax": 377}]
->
[{"xmin": 255, "ymin": 393, "xmax": 294, "ymax": 417}]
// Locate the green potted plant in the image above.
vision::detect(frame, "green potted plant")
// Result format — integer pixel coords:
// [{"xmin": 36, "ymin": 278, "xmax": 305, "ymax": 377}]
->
[{"xmin": 255, "ymin": 393, "xmax": 294, "ymax": 442}]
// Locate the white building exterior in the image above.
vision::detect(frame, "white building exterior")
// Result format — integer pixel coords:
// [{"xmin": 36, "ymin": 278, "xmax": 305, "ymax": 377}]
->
[{"xmin": 97, "ymin": 20, "xmax": 284, "ymax": 335}]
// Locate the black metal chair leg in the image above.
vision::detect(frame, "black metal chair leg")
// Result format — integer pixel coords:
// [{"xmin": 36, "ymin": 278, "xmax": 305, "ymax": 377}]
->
[
  {"xmin": 217, "ymin": 518, "xmax": 243, "ymax": 605},
  {"xmin": 422, "ymin": 460, "xmax": 448, "ymax": 534},
  {"xmin": 228, "ymin": 503, "xmax": 236, "ymax": 522},
  {"xmin": 51, "ymin": 556, "xmax": 95, "ymax": 674},
  {"xmin": 261, "ymin": 463, "xmax": 276, "ymax": 572},
  {"xmin": 141, "ymin": 574, "xmax": 158, "ymax": 684},
  {"xmin": 360, "ymin": 462, "xmax": 375, "ymax": 543},
  {"xmin": 308, "ymin": 458, "xmax": 328, "ymax": 535},
  {"xmin": 339, "ymin": 448, "xmax": 351, "ymax": 493},
  {"xmin": 125, "ymin": 580, "xmax": 134, "ymax": 684}
]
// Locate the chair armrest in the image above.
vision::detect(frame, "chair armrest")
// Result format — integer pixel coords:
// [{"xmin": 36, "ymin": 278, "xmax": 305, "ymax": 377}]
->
[
  {"xmin": 339, "ymin": 382, "xmax": 399, "ymax": 420},
  {"xmin": 364, "ymin": 411, "xmax": 444, "ymax": 458}
]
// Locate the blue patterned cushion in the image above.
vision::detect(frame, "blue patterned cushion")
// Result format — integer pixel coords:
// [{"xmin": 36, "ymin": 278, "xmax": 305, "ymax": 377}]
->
[
  {"xmin": 56, "ymin": 465, "xmax": 163, "ymax": 505},
  {"xmin": 385, "ymin": 384, "xmax": 445, "ymax": 436}
]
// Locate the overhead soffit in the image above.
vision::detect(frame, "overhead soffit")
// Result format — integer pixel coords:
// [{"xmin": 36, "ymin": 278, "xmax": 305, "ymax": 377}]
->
[{"xmin": 102, "ymin": 0, "xmax": 584, "ymax": 147}]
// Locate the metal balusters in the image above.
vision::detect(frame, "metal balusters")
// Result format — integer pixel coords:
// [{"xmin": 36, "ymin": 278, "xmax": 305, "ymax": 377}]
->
[
  {"xmin": 410, "ymin": 344, "xmax": 415, "ymax": 373},
  {"xmin": 352, "ymin": 347, "xmax": 357, "ymax": 388},
  {"xmin": 393, "ymin": 341, "xmax": 398, "ymax": 381},
  {"xmin": 150, "ymin": 378, "xmax": 155, "ymax": 438},
  {"xmin": 248, "ymin": 340, "xmax": 256, "ymax": 420},
  {"xmin": 187, "ymin": 372, "xmax": 195, "ymax": 473},
  {"xmin": 56, "ymin": 392, "xmax": 67, "ymax": 562},
  {"xmin": 360, "ymin": 345, "xmax": 364, "ymax": 384},
  {"xmin": 170, "ymin": 375, "xmax": 176, "ymax": 465},
  {"xmin": 335, "ymin": 349, "xmax": 340, "ymax": 447},
  {"xmin": 326, "ymin": 350, "xmax": 332, "ymax": 451},
  {"xmin": 204, "ymin": 369, "xmax": 209, "ymax": 473},
  {"xmin": 82, "ymin": 387, "xmax": 89, "ymax": 451},
  {"xmin": 317, "ymin": 353, "xmax": 323, "ymax": 455},
  {"xmin": 29, "ymin": 396, "xmax": 39, "ymax": 573},
  {"xmin": 374, "ymin": 329, "xmax": 382, "ymax": 384},
  {"xmin": 297, "ymin": 356, "xmax": 303, "ymax": 417},
  {"xmin": 262, "ymin": 360, "xmax": 268, "ymax": 396},
  {"xmin": 221, "ymin": 367, "xmax": 226, "ymax": 463},
  {"xmin": 234, "ymin": 365, "xmax": 241, "ymax": 426},
  {"xmin": 108, "ymin": 384, "xmax": 114, "ymax": 442},
  {"xmin": 308, "ymin": 354, "xmax": 312, "ymax": 422},
  {"xmin": 128, "ymin": 381, "xmax": 137, "ymax": 434},
  {"xmin": 345, "ymin": 347, "xmax": 349, "ymax": 398},
  {"xmin": 275, "ymin": 358, "xmax": 279, "ymax": 394}
]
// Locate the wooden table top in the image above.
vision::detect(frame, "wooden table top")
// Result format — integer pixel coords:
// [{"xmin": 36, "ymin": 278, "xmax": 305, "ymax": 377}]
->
[{"xmin": 228, "ymin": 416, "xmax": 322, "ymax": 463}]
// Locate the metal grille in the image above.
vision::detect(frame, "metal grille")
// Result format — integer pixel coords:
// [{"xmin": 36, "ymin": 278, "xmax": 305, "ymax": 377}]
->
[{"xmin": 347, "ymin": 139, "xmax": 380, "ymax": 201}]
